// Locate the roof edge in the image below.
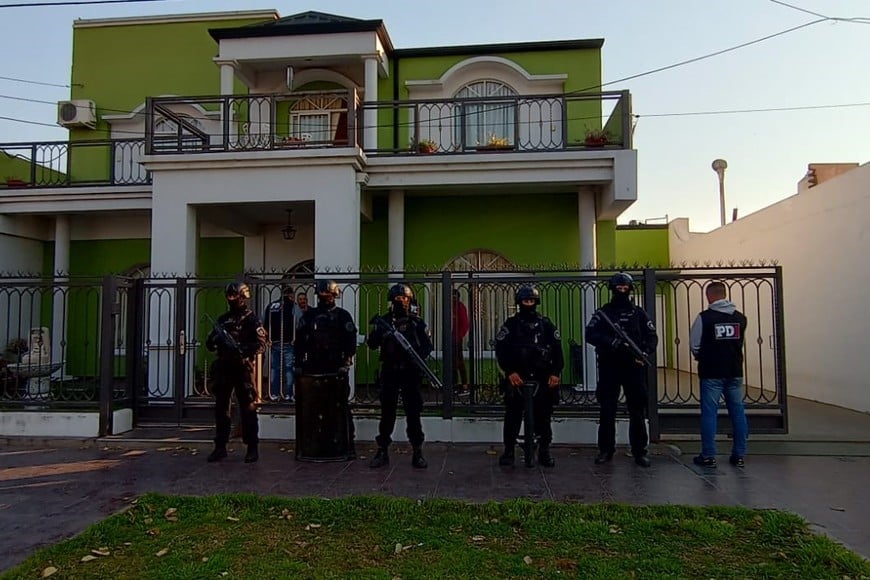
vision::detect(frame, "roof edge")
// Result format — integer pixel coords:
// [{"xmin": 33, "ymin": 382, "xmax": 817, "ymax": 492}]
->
[
  {"xmin": 74, "ymin": 10, "xmax": 279, "ymax": 28},
  {"xmin": 394, "ymin": 38, "xmax": 604, "ymax": 57},
  {"xmin": 209, "ymin": 19, "xmax": 392, "ymax": 51}
]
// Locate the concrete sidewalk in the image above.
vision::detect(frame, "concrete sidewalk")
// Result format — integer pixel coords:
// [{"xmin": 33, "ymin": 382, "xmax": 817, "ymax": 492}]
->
[{"xmin": 1, "ymin": 438, "xmax": 868, "ymax": 572}]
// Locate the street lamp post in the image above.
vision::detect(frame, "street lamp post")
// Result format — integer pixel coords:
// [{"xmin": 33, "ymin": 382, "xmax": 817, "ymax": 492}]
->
[{"xmin": 712, "ymin": 159, "xmax": 728, "ymax": 228}]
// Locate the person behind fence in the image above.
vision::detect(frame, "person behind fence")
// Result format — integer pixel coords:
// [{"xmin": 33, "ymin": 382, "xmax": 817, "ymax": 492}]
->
[
  {"xmin": 296, "ymin": 291, "xmax": 310, "ymax": 315},
  {"xmin": 263, "ymin": 284, "xmax": 301, "ymax": 402},
  {"xmin": 294, "ymin": 279, "xmax": 358, "ymax": 454},
  {"xmin": 585, "ymin": 272, "xmax": 658, "ymax": 468},
  {"xmin": 495, "ymin": 285, "xmax": 563, "ymax": 468},
  {"xmin": 452, "ymin": 290, "xmax": 470, "ymax": 393},
  {"xmin": 689, "ymin": 281, "xmax": 749, "ymax": 469},
  {"xmin": 366, "ymin": 283, "xmax": 434, "ymax": 469},
  {"xmin": 205, "ymin": 282, "xmax": 267, "ymax": 464}
]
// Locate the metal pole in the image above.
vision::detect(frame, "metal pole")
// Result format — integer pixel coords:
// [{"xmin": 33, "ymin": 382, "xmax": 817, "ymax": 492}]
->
[{"xmin": 712, "ymin": 159, "xmax": 728, "ymax": 228}]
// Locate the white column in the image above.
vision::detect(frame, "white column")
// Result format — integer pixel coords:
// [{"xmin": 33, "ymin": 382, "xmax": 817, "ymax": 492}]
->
[
  {"xmin": 220, "ymin": 64, "xmax": 234, "ymax": 95},
  {"xmin": 314, "ymin": 185, "xmax": 360, "ymax": 272},
  {"xmin": 314, "ymin": 182, "xmax": 361, "ymax": 397},
  {"xmin": 220, "ymin": 63, "xmax": 236, "ymax": 147},
  {"xmin": 148, "ymin": 194, "xmax": 198, "ymax": 398},
  {"xmin": 388, "ymin": 189, "xmax": 404, "ymax": 272},
  {"xmin": 578, "ymin": 189, "xmax": 597, "ymax": 268},
  {"xmin": 363, "ymin": 56, "xmax": 379, "ymax": 151},
  {"xmin": 578, "ymin": 188, "xmax": 598, "ymax": 390},
  {"xmin": 52, "ymin": 215, "xmax": 70, "ymax": 376},
  {"xmin": 244, "ymin": 235, "xmax": 265, "ymax": 272}
]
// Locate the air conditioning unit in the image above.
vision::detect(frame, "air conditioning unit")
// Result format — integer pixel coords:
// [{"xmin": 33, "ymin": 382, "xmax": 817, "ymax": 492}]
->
[{"xmin": 57, "ymin": 100, "xmax": 97, "ymax": 129}]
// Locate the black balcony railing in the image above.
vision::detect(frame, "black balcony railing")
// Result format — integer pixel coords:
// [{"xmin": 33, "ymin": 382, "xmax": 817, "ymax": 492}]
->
[
  {"xmin": 145, "ymin": 90, "xmax": 361, "ymax": 155},
  {"xmin": 0, "ymin": 139, "xmax": 149, "ymax": 189},
  {"xmin": 359, "ymin": 90, "xmax": 632, "ymax": 155},
  {"xmin": 0, "ymin": 91, "xmax": 632, "ymax": 189}
]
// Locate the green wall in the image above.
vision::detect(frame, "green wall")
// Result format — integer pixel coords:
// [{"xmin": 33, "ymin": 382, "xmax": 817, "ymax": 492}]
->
[
  {"xmin": 404, "ymin": 193, "xmax": 581, "ymax": 268},
  {"xmin": 614, "ymin": 226, "xmax": 669, "ymax": 266},
  {"xmin": 67, "ymin": 16, "xmax": 266, "ymax": 181}
]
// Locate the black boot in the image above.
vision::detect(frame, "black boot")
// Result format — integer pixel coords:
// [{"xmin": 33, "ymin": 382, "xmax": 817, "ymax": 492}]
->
[
  {"xmin": 634, "ymin": 453, "xmax": 651, "ymax": 468},
  {"xmin": 538, "ymin": 445, "xmax": 555, "ymax": 468},
  {"xmin": 411, "ymin": 446, "xmax": 428, "ymax": 469},
  {"xmin": 594, "ymin": 451, "xmax": 614, "ymax": 465},
  {"xmin": 244, "ymin": 444, "xmax": 259, "ymax": 463},
  {"xmin": 498, "ymin": 446, "xmax": 515, "ymax": 466},
  {"xmin": 369, "ymin": 447, "xmax": 389, "ymax": 468},
  {"xmin": 207, "ymin": 445, "xmax": 227, "ymax": 463}
]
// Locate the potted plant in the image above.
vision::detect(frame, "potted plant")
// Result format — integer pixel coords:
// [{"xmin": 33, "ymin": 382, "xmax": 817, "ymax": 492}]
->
[
  {"xmin": 4, "ymin": 176, "xmax": 27, "ymax": 188},
  {"xmin": 414, "ymin": 138, "xmax": 438, "ymax": 154},
  {"xmin": 583, "ymin": 128, "xmax": 611, "ymax": 148},
  {"xmin": 476, "ymin": 134, "xmax": 513, "ymax": 151}
]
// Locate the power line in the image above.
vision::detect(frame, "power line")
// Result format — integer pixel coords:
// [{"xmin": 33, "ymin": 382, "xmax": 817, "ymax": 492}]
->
[
  {"xmin": 588, "ymin": 18, "xmax": 827, "ymax": 93},
  {"xmin": 0, "ymin": 0, "xmax": 171, "ymax": 8},
  {"xmin": 768, "ymin": 0, "xmax": 870, "ymax": 24},
  {"xmin": 635, "ymin": 101, "xmax": 870, "ymax": 118},
  {"xmin": 768, "ymin": 0, "xmax": 828, "ymax": 19},
  {"xmin": 0, "ymin": 74, "xmax": 76, "ymax": 89}
]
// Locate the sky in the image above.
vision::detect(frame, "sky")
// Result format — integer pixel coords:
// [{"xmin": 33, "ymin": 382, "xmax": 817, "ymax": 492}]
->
[{"xmin": 1, "ymin": 0, "xmax": 868, "ymax": 232}]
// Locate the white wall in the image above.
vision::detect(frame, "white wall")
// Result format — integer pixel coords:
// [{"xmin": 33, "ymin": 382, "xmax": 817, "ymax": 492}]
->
[{"xmin": 669, "ymin": 162, "xmax": 870, "ymax": 412}]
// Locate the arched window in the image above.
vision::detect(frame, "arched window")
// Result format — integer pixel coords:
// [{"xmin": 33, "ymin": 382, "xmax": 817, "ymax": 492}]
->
[{"xmin": 455, "ymin": 80, "xmax": 517, "ymax": 148}]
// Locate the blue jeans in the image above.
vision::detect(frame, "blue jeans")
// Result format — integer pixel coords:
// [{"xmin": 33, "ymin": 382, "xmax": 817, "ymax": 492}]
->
[
  {"xmin": 270, "ymin": 343, "xmax": 295, "ymax": 400},
  {"xmin": 700, "ymin": 377, "xmax": 749, "ymax": 458}
]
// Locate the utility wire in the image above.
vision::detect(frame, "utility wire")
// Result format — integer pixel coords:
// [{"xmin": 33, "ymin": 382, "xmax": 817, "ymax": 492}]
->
[
  {"xmin": 768, "ymin": 0, "xmax": 870, "ymax": 24},
  {"xmin": 635, "ymin": 101, "xmax": 870, "ymax": 118},
  {"xmin": 0, "ymin": 0, "xmax": 172, "ymax": 8},
  {"xmin": 0, "ymin": 75, "xmax": 76, "ymax": 89}
]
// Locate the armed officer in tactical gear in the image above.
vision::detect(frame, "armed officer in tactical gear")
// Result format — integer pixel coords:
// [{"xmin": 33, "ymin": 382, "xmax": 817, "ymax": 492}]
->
[
  {"xmin": 205, "ymin": 282, "xmax": 267, "ymax": 464},
  {"xmin": 366, "ymin": 283, "xmax": 434, "ymax": 469},
  {"xmin": 294, "ymin": 279, "xmax": 358, "ymax": 456},
  {"xmin": 495, "ymin": 285, "xmax": 564, "ymax": 468},
  {"xmin": 585, "ymin": 272, "xmax": 658, "ymax": 468}
]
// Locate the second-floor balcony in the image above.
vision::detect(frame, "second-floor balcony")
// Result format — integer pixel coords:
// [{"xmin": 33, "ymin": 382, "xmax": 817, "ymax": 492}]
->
[{"xmin": 0, "ymin": 90, "xmax": 631, "ymax": 189}]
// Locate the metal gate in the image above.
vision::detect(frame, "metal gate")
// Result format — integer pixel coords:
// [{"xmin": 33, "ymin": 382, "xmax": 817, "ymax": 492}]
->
[{"xmin": 0, "ymin": 267, "xmax": 787, "ymax": 438}]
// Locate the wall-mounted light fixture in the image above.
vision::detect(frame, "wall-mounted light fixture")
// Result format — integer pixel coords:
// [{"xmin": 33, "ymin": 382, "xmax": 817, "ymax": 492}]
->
[{"xmin": 281, "ymin": 209, "xmax": 297, "ymax": 240}]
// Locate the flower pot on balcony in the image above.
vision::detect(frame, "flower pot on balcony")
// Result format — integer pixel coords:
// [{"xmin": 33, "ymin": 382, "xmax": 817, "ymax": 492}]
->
[{"xmin": 584, "ymin": 137, "xmax": 609, "ymax": 148}]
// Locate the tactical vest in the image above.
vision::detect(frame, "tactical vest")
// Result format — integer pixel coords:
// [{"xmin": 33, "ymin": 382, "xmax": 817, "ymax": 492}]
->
[
  {"xmin": 309, "ymin": 308, "xmax": 345, "ymax": 365},
  {"xmin": 698, "ymin": 309, "xmax": 747, "ymax": 379}
]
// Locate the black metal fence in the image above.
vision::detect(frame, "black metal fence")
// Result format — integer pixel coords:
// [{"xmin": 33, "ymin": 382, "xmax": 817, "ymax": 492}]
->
[{"xmin": 0, "ymin": 267, "xmax": 787, "ymax": 438}]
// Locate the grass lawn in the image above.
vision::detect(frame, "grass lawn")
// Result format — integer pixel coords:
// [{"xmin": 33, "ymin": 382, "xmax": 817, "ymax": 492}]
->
[{"xmin": 4, "ymin": 494, "xmax": 869, "ymax": 579}]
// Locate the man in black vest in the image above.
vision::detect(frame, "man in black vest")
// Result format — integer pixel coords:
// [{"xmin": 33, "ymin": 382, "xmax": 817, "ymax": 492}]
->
[
  {"xmin": 366, "ymin": 283, "xmax": 434, "ymax": 469},
  {"xmin": 294, "ymin": 279, "xmax": 358, "ymax": 456},
  {"xmin": 495, "ymin": 285, "xmax": 564, "ymax": 468},
  {"xmin": 205, "ymin": 282, "xmax": 267, "ymax": 463},
  {"xmin": 585, "ymin": 273, "xmax": 658, "ymax": 467},
  {"xmin": 689, "ymin": 281, "xmax": 749, "ymax": 468}
]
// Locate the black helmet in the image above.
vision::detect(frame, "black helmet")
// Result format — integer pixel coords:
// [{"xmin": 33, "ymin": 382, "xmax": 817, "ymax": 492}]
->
[
  {"xmin": 515, "ymin": 285, "xmax": 540, "ymax": 305},
  {"xmin": 316, "ymin": 279, "xmax": 340, "ymax": 297},
  {"xmin": 388, "ymin": 283, "xmax": 414, "ymax": 303},
  {"xmin": 225, "ymin": 281, "xmax": 251, "ymax": 300},
  {"xmin": 608, "ymin": 272, "xmax": 634, "ymax": 292}
]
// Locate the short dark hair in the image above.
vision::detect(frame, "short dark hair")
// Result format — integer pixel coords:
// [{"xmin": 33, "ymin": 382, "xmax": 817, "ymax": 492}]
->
[{"xmin": 706, "ymin": 281, "xmax": 727, "ymax": 299}]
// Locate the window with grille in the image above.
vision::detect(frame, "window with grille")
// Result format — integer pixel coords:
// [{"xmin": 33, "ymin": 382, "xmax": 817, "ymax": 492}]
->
[{"xmin": 455, "ymin": 80, "xmax": 517, "ymax": 147}]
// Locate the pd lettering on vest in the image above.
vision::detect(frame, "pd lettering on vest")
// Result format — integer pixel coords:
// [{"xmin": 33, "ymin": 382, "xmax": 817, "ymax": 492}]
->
[{"xmin": 714, "ymin": 323, "xmax": 740, "ymax": 340}]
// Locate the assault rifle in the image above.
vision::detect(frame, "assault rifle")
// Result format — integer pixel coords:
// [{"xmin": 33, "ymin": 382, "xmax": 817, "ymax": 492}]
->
[
  {"xmin": 596, "ymin": 310, "xmax": 651, "ymax": 367},
  {"xmin": 519, "ymin": 381, "xmax": 538, "ymax": 467},
  {"xmin": 372, "ymin": 317, "xmax": 443, "ymax": 389},
  {"xmin": 205, "ymin": 313, "xmax": 242, "ymax": 356}
]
